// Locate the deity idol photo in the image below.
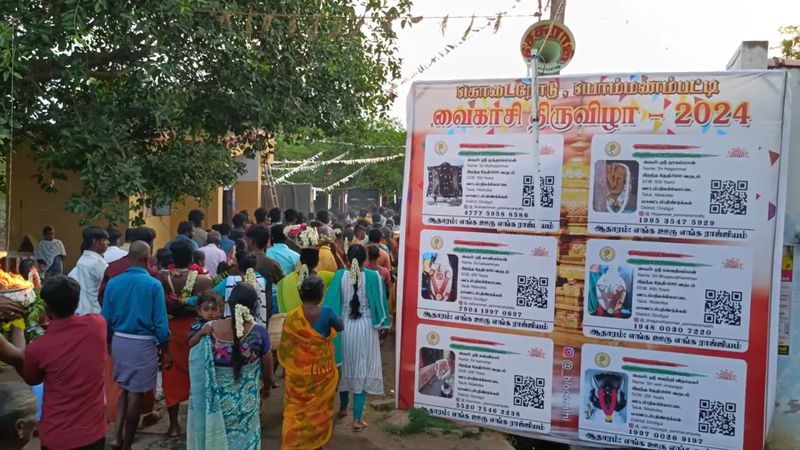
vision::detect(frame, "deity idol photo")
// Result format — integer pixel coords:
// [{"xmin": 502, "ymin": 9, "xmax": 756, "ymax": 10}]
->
[
  {"xmin": 420, "ymin": 252, "xmax": 459, "ymax": 302},
  {"xmin": 593, "ymin": 160, "xmax": 639, "ymax": 214}
]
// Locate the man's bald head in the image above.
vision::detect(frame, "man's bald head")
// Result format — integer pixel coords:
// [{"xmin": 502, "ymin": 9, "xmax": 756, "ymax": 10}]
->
[{"xmin": 128, "ymin": 241, "xmax": 151, "ymax": 267}]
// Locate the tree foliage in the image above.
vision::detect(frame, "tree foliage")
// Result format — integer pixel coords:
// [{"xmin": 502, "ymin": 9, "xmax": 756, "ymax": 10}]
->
[
  {"xmin": 0, "ymin": 0, "xmax": 410, "ymax": 224},
  {"xmin": 779, "ymin": 25, "xmax": 800, "ymax": 59},
  {"xmin": 274, "ymin": 118, "xmax": 406, "ymax": 196}
]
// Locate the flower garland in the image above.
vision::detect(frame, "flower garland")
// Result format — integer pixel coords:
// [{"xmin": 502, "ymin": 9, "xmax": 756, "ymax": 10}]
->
[
  {"xmin": 297, "ymin": 226, "xmax": 319, "ymax": 249},
  {"xmin": 234, "ymin": 304, "xmax": 255, "ymax": 338},
  {"xmin": 180, "ymin": 271, "xmax": 198, "ymax": 303},
  {"xmin": 297, "ymin": 264, "xmax": 310, "ymax": 290},
  {"xmin": 350, "ymin": 259, "xmax": 361, "ymax": 287},
  {"xmin": 284, "ymin": 224, "xmax": 305, "ymax": 239},
  {"xmin": 244, "ymin": 268, "xmax": 258, "ymax": 290}
]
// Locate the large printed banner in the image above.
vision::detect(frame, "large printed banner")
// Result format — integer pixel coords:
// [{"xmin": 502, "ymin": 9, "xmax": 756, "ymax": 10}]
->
[{"xmin": 398, "ymin": 72, "xmax": 789, "ymax": 450}]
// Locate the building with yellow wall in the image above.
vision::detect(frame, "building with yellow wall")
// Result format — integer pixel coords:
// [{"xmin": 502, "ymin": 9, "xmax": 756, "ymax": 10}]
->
[{"xmin": 4, "ymin": 140, "xmax": 262, "ymax": 270}]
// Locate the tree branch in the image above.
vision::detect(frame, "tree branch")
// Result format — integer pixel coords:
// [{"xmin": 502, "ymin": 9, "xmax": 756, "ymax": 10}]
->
[{"xmin": 24, "ymin": 41, "xmax": 152, "ymax": 83}]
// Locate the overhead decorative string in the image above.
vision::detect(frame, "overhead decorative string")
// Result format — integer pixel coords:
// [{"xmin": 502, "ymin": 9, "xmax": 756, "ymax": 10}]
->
[
  {"xmin": 273, "ymin": 151, "xmax": 349, "ymax": 183},
  {"xmin": 314, "ymin": 166, "xmax": 368, "ymax": 193},
  {"xmin": 273, "ymin": 151, "xmax": 324, "ymax": 183},
  {"xmin": 273, "ymin": 153, "xmax": 403, "ymax": 170},
  {"xmin": 311, "ymin": 139, "xmax": 404, "ymax": 149},
  {"xmin": 387, "ymin": 0, "xmax": 530, "ymax": 94}
]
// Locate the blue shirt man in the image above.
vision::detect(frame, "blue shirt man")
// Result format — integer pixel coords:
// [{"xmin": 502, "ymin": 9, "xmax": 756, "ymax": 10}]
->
[
  {"xmin": 165, "ymin": 221, "xmax": 199, "ymax": 253},
  {"xmin": 267, "ymin": 224, "xmax": 300, "ymax": 279},
  {"xmin": 102, "ymin": 266, "xmax": 171, "ymax": 345}
]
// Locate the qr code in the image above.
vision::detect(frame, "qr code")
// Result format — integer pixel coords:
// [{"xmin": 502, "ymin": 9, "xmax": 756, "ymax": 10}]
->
[
  {"xmin": 522, "ymin": 176, "xmax": 555, "ymax": 208},
  {"xmin": 703, "ymin": 289, "xmax": 742, "ymax": 326},
  {"xmin": 513, "ymin": 375, "xmax": 546, "ymax": 409},
  {"xmin": 516, "ymin": 275, "xmax": 549, "ymax": 308},
  {"xmin": 698, "ymin": 399, "xmax": 736, "ymax": 436},
  {"xmin": 709, "ymin": 180, "xmax": 748, "ymax": 215}
]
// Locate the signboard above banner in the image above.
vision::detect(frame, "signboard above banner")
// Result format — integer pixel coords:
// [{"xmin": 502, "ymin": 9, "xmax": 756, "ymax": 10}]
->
[
  {"xmin": 520, "ymin": 20, "xmax": 575, "ymax": 74},
  {"xmin": 397, "ymin": 71, "xmax": 790, "ymax": 450}
]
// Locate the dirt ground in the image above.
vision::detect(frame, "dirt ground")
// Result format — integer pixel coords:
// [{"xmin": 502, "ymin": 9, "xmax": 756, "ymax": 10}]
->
[{"xmin": 6, "ymin": 334, "xmax": 517, "ymax": 450}]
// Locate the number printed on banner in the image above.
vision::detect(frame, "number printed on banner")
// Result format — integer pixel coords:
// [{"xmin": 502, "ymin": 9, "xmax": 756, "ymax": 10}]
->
[
  {"xmin": 516, "ymin": 275, "xmax": 549, "ymax": 308},
  {"xmin": 521, "ymin": 176, "xmax": 555, "ymax": 208},
  {"xmin": 513, "ymin": 375, "xmax": 546, "ymax": 409},
  {"xmin": 703, "ymin": 289, "xmax": 742, "ymax": 326},
  {"xmin": 698, "ymin": 399, "xmax": 737, "ymax": 437},
  {"xmin": 709, "ymin": 180, "xmax": 748, "ymax": 215}
]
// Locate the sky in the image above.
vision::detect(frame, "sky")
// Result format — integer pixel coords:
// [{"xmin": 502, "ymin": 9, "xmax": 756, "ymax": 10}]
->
[{"xmin": 389, "ymin": 0, "xmax": 800, "ymax": 123}]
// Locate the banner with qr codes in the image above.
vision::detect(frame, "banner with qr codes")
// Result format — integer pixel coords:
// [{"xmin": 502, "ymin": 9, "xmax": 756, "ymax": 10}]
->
[
  {"xmin": 422, "ymin": 133, "xmax": 563, "ymax": 231},
  {"xmin": 582, "ymin": 239, "xmax": 754, "ymax": 352},
  {"xmin": 414, "ymin": 324, "xmax": 554, "ymax": 433},
  {"xmin": 417, "ymin": 230, "xmax": 557, "ymax": 332},
  {"xmin": 578, "ymin": 345, "xmax": 746, "ymax": 450},
  {"xmin": 397, "ymin": 71, "xmax": 788, "ymax": 450}
]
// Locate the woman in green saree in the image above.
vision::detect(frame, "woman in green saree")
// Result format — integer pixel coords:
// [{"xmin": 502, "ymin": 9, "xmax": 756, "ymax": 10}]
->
[{"xmin": 187, "ymin": 283, "xmax": 274, "ymax": 449}]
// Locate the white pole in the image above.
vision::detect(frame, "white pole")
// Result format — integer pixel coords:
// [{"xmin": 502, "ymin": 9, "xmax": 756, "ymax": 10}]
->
[{"xmin": 529, "ymin": 50, "xmax": 541, "ymax": 227}]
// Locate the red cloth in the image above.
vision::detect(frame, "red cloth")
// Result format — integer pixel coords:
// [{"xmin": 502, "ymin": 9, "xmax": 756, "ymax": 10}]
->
[
  {"xmin": 22, "ymin": 315, "xmax": 108, "ymax": 449},
  {"xmin": 98, "ymin": 258, "xmax": 166, "ymax": 306},
  {"xmin": 104, "ymin": 359, "xmax": 155, "ymax": 424},
  {"xmin": 162, "ymin": 316, "xmax": 194, "ymax": 407},
  {"xmin": 365, "ymin": 262, "xmax": 391, "ymax": 289}
]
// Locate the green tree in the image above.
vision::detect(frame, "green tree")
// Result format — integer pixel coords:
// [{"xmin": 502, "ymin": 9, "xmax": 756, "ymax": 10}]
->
[
  {"xmin": 779, "ymin": 25, "xmax": 800, "ymax": 59},
  {"xmin": 0, "ymin": 0, "xmax": 410, "ymax": 224},
  {"xmin": 274, "ymin": 118, "xmax": 405, "ymax": 196}
]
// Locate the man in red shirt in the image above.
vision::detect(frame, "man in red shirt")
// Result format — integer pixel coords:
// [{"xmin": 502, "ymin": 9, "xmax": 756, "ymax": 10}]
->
[{"xmin": 0, "ymin": 275, "xmax": 107, "ymax": 450}]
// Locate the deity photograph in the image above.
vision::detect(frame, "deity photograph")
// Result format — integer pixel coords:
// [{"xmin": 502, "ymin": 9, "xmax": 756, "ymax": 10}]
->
[
  {"xmin": 592, "ymin": 160, "xmax": 639, "ymax": 213},
  {"xmin": 426, "ymin": 162, "xmax": 464, "ymax": 206},
  {"xmin": 583, "ymin": 370, "xmax": 629, "ymax": 425},
  {"xmin": 587, "ymin": 264, "xmax": 634, "ymax": 319},
  {"xmin": 420, "ymin": 252, "xmax": 459, "ymax": 302},
  {"xmin": 418, "ymin": 348, "xmax": 457, "ymax": 399}
]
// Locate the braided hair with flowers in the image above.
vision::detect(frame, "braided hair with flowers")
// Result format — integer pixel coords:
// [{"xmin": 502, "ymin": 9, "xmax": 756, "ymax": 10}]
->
[{"xmin": 346, "ymin": 244, "xmax": 367, "ymax": 320}]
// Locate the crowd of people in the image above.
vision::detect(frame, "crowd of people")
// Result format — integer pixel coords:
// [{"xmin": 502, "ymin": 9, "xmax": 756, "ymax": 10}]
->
[{"xmin": 0, "ymin": 204, "xmax": 400, "ymax": 450}]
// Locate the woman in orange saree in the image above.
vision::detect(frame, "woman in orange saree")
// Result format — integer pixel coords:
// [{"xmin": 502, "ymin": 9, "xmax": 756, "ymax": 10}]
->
[{"xmin": 278, "ymin": 276, "xmax": 342, "ymax": 450}]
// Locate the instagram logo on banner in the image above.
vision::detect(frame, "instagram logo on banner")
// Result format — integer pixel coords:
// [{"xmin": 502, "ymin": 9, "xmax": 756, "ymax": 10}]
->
[{"xmin": 563, "ymin": 347, "xmax": 575, "ymax": 359}]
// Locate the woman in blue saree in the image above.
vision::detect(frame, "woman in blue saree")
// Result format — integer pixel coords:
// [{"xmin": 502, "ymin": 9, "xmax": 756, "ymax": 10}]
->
[{"xmin": 187, "ymin": 282, "xmax": 274, "ymax": 449}]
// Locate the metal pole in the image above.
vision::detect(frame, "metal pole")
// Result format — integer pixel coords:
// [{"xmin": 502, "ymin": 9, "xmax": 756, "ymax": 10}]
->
[{"xmin": 529, "ymin": 50, "xmax": 541, "ymax": 227}]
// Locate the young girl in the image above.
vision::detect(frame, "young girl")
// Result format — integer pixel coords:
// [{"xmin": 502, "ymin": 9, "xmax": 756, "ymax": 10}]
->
[
  {"xmin": 189, "ymin": 292, "xmax": 222, "ymax": 348},
  {"xmin": 191, "ymin": 250, "xmax": 209, "ymax": 276},
  {"xmin": 278, "ymin": 276, "xmax": 343, "ymax": 449}
]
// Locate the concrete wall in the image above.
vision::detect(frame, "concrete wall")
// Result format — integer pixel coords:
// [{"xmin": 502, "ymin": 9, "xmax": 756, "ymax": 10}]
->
[
  {"xmin": 7, "ymin": 141, "xmax": 91, "ymax": 269},
  {"xmin": 7, "ymin": 141, "xmax": 230, "ymax": 268},
  {"xmin": 234, "ymin": 154, "xmax": 262, "ymax": 216}
]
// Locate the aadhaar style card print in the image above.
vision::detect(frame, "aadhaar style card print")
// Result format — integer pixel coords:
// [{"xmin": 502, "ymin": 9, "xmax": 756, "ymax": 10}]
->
[
  {"xmin": 592, "ymin": 160, "xmax": 640, "ymax": 214},
  {"xmin": 414, "ymin": 324, "xmax": 554, "ymax": 434},
  {"xmin": 587, "ymin": 264, "xmax": 634, "ymax": 319},
  {"xmin": 579, "ymin": 345, "xmax": 746, "ymax": 450},
  {"xmin": 583, "ymin": 370, "xmax": 629, "ymax": 425},
  {"xmin": 587, "ymin": 134, "xmax": 768, "ymax": 242},
  {"xmin": 418, "ymin": 348, "xmax": 457, "ymax": 399},
  {"xmin": 417, "ymin": 230, "xmax": 557, "ymax": 332},
  {"xmin": 421, "ymin": 252, "xmax": 459, "ymax": 302},
  {"xmin": 422, "ymin": 133, "xmax": 564, "ymax": 232},
  {"xmin": 582, "ymin": 239, "xmax": 753, "ymax": 352}
]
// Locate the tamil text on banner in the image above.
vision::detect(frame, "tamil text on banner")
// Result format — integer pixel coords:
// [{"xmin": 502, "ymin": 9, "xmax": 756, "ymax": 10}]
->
[{"xmin": 397, "ymin": 72, "xmax": 789, "ymax": 450}]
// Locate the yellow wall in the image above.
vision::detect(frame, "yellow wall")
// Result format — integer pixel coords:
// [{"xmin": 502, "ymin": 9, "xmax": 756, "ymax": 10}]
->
[
  {"xmin": 143, "ymin": 190, "xmax": 223, "ymax": 250},
  {"xmin": 8, "ymin": 141, "xmax": 254, "ymax": 269},
  {"xmin": 7, "ymin": 141, "xmax": 88, "ymax": 269},
  {"xmin": 234, "ymin": 181, "xmax": 261, "ymax": 216}
]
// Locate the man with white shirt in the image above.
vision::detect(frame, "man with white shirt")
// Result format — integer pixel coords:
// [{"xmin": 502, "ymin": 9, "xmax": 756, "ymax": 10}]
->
[
  {"xmin": 104, "ymin": 227, "xmax": 128, "ymax": 264},
  {"xmin": 70, "ymin": 227, "xmax": 109, "ymax": 315},
  {"xmin": 197, "ymin": 231, "xmax": 227, "ymax": 277}
]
